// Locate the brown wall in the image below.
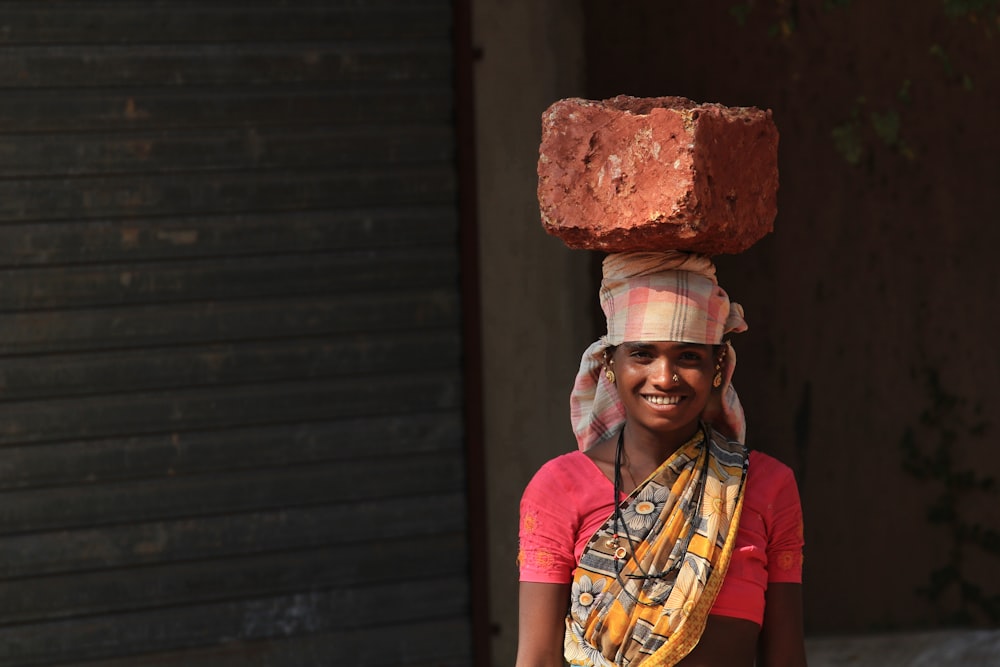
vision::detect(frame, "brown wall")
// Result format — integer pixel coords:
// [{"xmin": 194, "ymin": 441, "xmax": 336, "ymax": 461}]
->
[{"xmin": 582, "ymin": 0, "xmax": 1000, "ymax": 635}]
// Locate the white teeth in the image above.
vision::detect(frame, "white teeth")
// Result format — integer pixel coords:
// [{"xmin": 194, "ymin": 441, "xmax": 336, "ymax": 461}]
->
[{"xmin": 644, "ymin": 395, "xmax": 681, "ymax": 405}]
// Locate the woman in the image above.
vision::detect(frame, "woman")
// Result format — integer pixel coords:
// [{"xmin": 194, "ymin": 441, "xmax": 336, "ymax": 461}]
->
[{"xmin": 516, "ymin": 252, "xmax": 806, "ymax": 667}]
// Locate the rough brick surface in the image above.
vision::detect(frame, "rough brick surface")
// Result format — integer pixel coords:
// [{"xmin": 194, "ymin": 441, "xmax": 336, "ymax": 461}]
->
[{"xmin": 537, "ymin": 95, "xmax": 779, "ymax": 254}]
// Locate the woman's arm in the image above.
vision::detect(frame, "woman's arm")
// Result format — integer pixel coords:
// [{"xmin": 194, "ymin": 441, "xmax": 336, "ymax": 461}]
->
[
  {"xmin": 515, "ymin": 581, "xmax": 571, "ymax": 667},
  {"xmin": 757, "ymin": 582, "xmax": 807, "ymax": 667}
]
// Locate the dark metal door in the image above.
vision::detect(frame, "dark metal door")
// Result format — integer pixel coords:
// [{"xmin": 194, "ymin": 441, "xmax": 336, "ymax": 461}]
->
[{"xmin": 0, "ymin": 2, "xmax": 472, "ymax": 664}]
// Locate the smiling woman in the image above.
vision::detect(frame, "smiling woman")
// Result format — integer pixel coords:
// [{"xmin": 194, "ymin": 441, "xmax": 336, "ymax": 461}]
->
[
  {"xmin": 607, "ymin": 341, "xmax": 716, "ymax": 450},
  {"xmin": 516, "ymin": 251, "xmax": 806, "ymax": 667}
]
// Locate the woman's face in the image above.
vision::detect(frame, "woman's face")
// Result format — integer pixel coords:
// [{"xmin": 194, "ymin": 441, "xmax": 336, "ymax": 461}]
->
[{"xmin": 610, "ymin": 341, "xmax": 716, "ymax": 442}]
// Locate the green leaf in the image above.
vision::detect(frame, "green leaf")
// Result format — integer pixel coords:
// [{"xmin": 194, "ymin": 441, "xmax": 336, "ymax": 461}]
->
[
  {"xmin": 927, "ymin": 497, "xmax": 956, "ymax": 522},
  {"xmin": 729, "ymin": 2, "xmax": 753, "ymax": 26},
  {"xmin": 870, "ymin": 109, "xmax": 901, "ymax": 147},
  {"xmin": 930, "ymin": 43, "xmax": 955, "ymax": 76},
  {"xmin": 831, "ymin": 121, "xmax": 864, "ymax": 165},
  {"xmin": 897, "ymin": 79, "xmax": 912, "ymax": 105},
  {"xmin": 943, "ymin": 0, "xmax": 1000, "ymax": 19}
]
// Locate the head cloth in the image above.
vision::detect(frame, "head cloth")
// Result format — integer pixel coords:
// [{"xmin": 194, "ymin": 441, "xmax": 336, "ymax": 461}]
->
[{"xmin": 570, "ymin": 251, "xmax": 749, "ymax": 449}]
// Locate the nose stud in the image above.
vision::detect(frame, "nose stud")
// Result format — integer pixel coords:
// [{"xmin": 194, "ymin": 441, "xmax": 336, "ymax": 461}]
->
[{"xmin": 671, "ymin": 373, "xmax": 679, "ymax": 383}]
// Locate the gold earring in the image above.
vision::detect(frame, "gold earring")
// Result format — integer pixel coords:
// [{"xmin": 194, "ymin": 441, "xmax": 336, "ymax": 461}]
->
[
  {"xmin": 713, "ymin": 353, "xmax": 725, "ymax": 388},
  {"xmin": 605, "ymin": 368, "xmax": 616, "ymax": 384}
]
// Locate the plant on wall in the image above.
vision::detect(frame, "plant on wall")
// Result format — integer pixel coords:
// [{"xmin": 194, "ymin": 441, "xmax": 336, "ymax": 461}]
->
[
  {"xmin": 729, "ymin": 0, "xmax": 999, "ymax": 166},
  {"xmin": 899, "ymin": 368, "xmax": 999, "ymax": 626}
]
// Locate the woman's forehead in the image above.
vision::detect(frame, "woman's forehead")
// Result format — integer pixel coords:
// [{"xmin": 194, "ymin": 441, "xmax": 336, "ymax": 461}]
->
[{"xmin": 620, "ymin": 340, "xmax": 712, "ymax": 350}]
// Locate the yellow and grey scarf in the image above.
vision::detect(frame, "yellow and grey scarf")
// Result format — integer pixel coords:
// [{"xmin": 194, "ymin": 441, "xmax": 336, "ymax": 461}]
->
[{"xmin": 564, "ymin": 427, "xmax": 748, "ymax": 667}]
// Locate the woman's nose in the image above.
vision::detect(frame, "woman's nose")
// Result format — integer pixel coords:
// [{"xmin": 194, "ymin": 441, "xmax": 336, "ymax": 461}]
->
[{"xmin": 650, "ymin": 357, "xmax": 676, "ymax": 385}]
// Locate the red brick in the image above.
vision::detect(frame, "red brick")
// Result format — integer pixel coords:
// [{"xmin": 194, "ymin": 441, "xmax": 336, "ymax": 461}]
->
[{"xmin": 537, "ymin": 95, "xmax": 779, "ymax": 254}]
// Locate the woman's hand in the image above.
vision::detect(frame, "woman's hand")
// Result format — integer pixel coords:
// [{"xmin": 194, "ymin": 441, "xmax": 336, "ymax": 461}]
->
[
  {"xmin": 757, "ymin": 583, "xmax": 807, "ymax": 667},
  {"xmin": 676, "ymin": 615, "xmax": 760, "ymax": 666},
  {"xmin": 515, "ymin": 581, "xmax": 570, "ymax": 667}
]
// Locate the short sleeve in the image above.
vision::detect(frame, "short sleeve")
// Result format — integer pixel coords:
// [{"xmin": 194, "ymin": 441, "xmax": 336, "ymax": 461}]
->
[
  {"xmin": 765, "ymin": 465, "xmax": 804, "ymax": 583},
  {"xmin": 518, "ymin": 459, "xmax": 579, "ymax": 584}
]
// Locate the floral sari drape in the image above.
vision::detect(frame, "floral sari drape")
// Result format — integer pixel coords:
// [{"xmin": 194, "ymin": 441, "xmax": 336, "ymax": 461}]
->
[{"xmin": 564, "ymin": 427, "xmax": 748, "ymax": 667}]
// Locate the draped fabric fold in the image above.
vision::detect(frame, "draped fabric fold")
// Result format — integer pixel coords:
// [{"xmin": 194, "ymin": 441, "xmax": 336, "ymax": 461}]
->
[{"xmin": 563, "ymin": 427, "xmax": 748, "ymax": 667}]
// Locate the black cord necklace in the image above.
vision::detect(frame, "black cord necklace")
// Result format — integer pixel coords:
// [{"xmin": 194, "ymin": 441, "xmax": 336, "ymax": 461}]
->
[{"xmin": 610, "ymin": 423, "xmax": 711, "ymax": 606}]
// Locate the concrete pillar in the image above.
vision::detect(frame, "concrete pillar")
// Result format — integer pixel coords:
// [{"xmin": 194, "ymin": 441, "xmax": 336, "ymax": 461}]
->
[{"xmin": 471, "ymin": 0, "xmax": 589, "ymax": 664}]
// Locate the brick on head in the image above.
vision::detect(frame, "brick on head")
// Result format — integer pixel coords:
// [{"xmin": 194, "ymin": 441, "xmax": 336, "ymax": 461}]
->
[{"xmin": 537, "ymin": 95, "xmax": 779, "ymax": 255}]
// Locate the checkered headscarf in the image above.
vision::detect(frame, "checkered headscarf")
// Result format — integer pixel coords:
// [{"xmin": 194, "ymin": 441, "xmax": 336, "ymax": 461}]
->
[{"xmin": 571, "ymin": 251, "xmax": 749, "ymax": 449}]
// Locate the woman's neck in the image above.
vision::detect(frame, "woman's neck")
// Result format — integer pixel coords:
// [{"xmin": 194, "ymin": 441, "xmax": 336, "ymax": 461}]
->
[{"xmin": 622, "ymin": 420, "xmax": 702, "ymax": 469}]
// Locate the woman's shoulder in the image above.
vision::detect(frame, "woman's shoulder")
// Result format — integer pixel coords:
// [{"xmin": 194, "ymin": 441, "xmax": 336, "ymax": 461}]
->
[
  {"xmin": 745, "ymin": 449, "xmax": 802, "ymax": 507},
  {"xmin": 522, "ymin": 449, "xmax": 610, "ymax": 507},
  {"xmin": 527, "ymin": 450, "xmax": 597, "ymax": 487},
  {"xmin": 747, "ymin": 449, "xmax": 796, "ymax": 479}
]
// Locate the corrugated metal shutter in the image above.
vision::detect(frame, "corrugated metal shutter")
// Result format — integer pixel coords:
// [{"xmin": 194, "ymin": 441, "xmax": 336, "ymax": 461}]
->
[{"xmin": 0, "ymin": 2, "xmax": 471, "ymax": 665}]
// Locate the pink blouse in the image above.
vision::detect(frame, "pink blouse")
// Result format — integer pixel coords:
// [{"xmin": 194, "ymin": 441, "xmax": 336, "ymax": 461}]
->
[{"xmin": 518, "ymin": 449, "xmax": 804, "ymax": 626}]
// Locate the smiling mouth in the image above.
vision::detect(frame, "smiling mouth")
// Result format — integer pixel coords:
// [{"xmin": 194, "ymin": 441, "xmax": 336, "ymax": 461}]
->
[{"xmin": 643, "ymin": 395, "xmax": 682, "ymax": 406}]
